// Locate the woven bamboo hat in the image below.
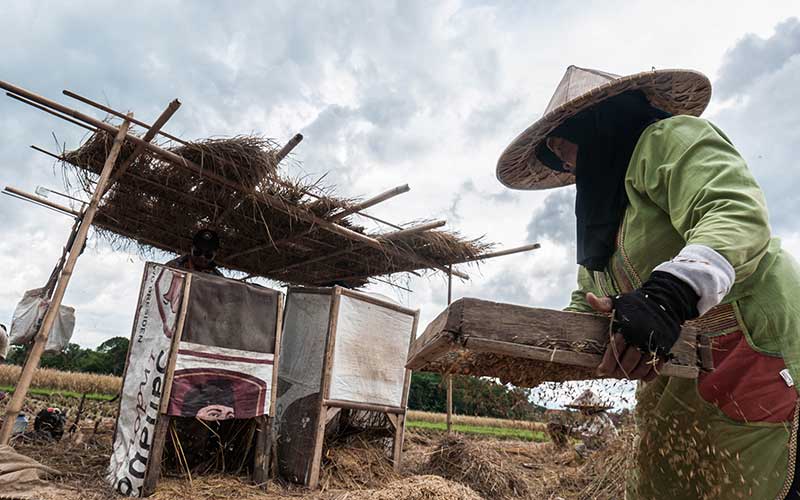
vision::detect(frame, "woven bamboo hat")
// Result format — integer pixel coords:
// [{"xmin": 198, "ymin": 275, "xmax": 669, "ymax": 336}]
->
[
  {"xmin": 565, "ymin": 389, "xmax": 613, "ymax": 410},
  {"xmin": 496, "ymin": 66, "xmax": 712, "ymax": 190}
]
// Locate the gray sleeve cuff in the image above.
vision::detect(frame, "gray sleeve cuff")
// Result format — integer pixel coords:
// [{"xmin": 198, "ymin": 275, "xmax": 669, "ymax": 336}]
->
[{"xmin": 653, "ymin": 244, "xmax": 735, "ymax": 316}]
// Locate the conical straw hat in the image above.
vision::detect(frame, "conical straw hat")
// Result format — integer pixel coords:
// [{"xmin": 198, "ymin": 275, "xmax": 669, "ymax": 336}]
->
[
  {"xmin": 496, "ymin": 66, "xmax": 712, "ymax": 190},
  {"xmin": 565, "ymin": 389, "xmax": 613, "ymax": 410}
]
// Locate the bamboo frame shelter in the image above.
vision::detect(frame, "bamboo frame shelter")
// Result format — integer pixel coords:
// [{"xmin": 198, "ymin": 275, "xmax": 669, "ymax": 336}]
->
[{"xmin": 0, "ymin": 80, "xmax": 541, "ymax": 456}]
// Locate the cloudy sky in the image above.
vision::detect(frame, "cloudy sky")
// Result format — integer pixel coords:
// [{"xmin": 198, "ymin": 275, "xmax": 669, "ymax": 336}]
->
[{"xmin": 1, "ymin": 0, "xmax": 798, "ymax": 371}]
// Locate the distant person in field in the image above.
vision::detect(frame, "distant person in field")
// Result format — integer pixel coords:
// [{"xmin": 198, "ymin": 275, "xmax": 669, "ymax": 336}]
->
[
  {"xmin": 565, "ymin": 389, "xmax": 617, "ymax": 457},
  {"xmin": 497, "ymin": 66, "xmax": 800, "ymax": 499},
  {"xmin": 166, "ymin": 229, "xmax": 223, "ymax": 276}
]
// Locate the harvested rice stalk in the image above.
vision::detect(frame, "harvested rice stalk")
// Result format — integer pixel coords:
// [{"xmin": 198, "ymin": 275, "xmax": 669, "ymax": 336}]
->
[
  {"xmin": 426, "ymin": 435, "xmax": 530, "ymax": 500},
  {"xmin": 334, "ymin": 475, "xmax": 483, "ymax": 500}
]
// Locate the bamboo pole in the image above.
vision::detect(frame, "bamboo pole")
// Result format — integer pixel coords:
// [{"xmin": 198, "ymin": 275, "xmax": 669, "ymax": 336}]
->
[
  {"xmin": 274, "ymin": 133, "xmax": 303, "ymax": 164},
  {"xmin": 5, "ymin": 93, "xmax": 97, "ymax": 133},
  {"xmin": 266, "ymin": 220, "xmax": 446, "ymax": 275},
  {"xmin": 104, "ymin": 99, "xmax": 182, "ymax": 194},
  {"xmin": 330, "ymin": 184, "xmax": 410, "ymax": 221},
  {"xmin": 457, "ymin": 243, "xmax": 541, "ymax": 263},
  {"xmin": 446, "ymin": 376, "xmax": 453, "ymax": 433},
  {"xmin": 3, "ymin": 186, "xmax": 80, "ymax": 217},
  {"xmin": 0, "ymin": 115, "xmax": 132, "ymax": 445},
  {"xmin": 63, "ymin": 89, "xmax": 187, "ymax": 144}
]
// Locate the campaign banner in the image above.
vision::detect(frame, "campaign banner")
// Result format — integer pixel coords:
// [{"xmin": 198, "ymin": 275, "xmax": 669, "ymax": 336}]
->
[
  {"xmin": 166, "ymin": 341, "xmax": 274, "ymax": 420},
  {"xmin": 107, "ymin": 263, "xmax": 185, "ymax": 497}
]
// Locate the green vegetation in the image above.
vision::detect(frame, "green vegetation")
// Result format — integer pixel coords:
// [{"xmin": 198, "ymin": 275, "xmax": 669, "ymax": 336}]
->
[
  {"xmin": 6, "ymin": 336, "xmax": 129, "ymax": 376},
  {"xmin": 407, "ymin": 419, "xmax": 548, "ymax": 442},
  {"xmin": 0, "ymin": 385, "xmax": 116, "ymax": 401}
]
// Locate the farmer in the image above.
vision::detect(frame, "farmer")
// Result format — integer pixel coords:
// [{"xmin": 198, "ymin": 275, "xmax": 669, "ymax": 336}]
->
[
  {"xmin": 497, "ymin": 66, "xmax": 800, "ymax": 499},
  {"xmin": 565, "ymin": 389, "xmax": 617, "ymax": 457},
  {"xmin": 166, "ymin": 229, "xmax": 224, "ymax": 276}
]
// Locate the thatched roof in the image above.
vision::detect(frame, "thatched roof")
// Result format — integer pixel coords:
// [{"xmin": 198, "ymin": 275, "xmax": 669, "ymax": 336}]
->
[{"xmin": 62, "ymin": 127, "xmax": 491, "ymax": 287}]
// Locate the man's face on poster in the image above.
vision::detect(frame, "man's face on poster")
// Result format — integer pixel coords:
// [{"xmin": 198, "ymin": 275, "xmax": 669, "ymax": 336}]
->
[{"xmin": 196, "ymin": 404, "xmax": 235, "ymax": 421}]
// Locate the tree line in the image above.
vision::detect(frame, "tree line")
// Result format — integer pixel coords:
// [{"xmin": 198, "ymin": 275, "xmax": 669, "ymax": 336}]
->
[
  {"xmin": 408, "ymin": 372, "xmax": 546, "ymax": 420},
  {"xmin": 6, "ymin": 337, "xmax": 129, "ymax": 376}
]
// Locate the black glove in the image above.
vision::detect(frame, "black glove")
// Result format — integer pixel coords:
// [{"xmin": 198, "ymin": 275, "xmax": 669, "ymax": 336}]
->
[{"xmin": 610, "ymin": 271, "xmax": 700, "ymax": 360}]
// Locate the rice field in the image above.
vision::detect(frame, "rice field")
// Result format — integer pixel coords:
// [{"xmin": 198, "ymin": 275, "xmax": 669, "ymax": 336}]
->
[
  {"xmin": 406, "ymin": 410, "xmax": 546, "ymax": 432},
  {"xmin": 0, "ymin": 364, "xmax": 121, "ymax": 396}
]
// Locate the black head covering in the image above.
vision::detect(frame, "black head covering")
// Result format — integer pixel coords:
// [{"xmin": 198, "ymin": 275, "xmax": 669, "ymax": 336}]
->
[
  {"xmin": 538, "ymin": 91, "xmax": 671, "ymax": 271},
  {"xmin": 192, "ymin": 229, "xmax": 220, "ymax": 252}
]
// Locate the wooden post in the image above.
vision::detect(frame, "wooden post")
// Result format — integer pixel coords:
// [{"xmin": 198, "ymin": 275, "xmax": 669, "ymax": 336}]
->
[
  {"xmin": 446, "ymin": 265, "xmax": 454, "ymax": 434},
  {"xmin": 142, "ymin": 273, "xmax": 192, "ymax": 496},
  {"xmin": 307, "ymin": 287, "xmax": 342, "ymax": 489},
  {"xmin": 0, "ymin": 115, "xmax": 132, "ymax": 445},
  {"xmin": 392, "ymin": 309, "xmax": 417, "ymax": 471},
  {"xmin": 253, "ymin": 415, "xmax": 271, "ymax": 487},
  {"xmin": 446, "ymin": 376, "xmax": 453, "ymax": 434},
  {"xmin": 253, "ymin": 293, "xmax": 284, "ymax": 488}
]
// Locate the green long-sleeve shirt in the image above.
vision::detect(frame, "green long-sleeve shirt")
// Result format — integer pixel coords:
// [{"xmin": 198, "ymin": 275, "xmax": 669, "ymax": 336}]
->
[{"xmin": 564, "ymin": 115, "xmax": 800, "ymax": 499}]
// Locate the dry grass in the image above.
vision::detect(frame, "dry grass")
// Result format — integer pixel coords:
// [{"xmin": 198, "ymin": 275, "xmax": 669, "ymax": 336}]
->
[
  {"xmin": 0, "ymin": 365, "xmax": 121, "ymax": 396},
  {"xmin": 426, "ymin": 435, "xmax": 530, "ymax": 499},
  {"xmin": 407, "ymin": 410, "xmax": 546, "ymax": 432},
  {"xmin": 332, "ymin": 475, "xmax": 483, "ymax": 500},
  {"xmin": 320, "ymin": 434, "xmax": 399, "ymax": 491}
]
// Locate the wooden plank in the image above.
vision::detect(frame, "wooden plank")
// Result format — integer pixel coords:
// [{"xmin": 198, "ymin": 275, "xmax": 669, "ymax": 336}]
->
[
  {"xmin": 465, "ymin": 337, "xmax": 699, "ymax": 379},
  {"xmin": 142, "ymin": 272, "xmax": 191, "ymax": 496},
  {"xmin": 255, "ymin": 293, "xmax": 283, "ymax": 488},
  {"xmin": 307, "ymin": 287, "xmax": 342, "ymax": 489},
  {"xmin": 400, "ymin": 311, "xmax": 419, "ymax": 410},
  {"xmin": 269, "ymin": 294, "xmax": 284, "ymax": 417},
  {"xmin": 159, "ymin": 274, "xmax": 192, "ymax": 408},
  {"xmin": 406, "ymin": 298, "xmax": 705, "ymax": 382},
  {"xmin": 306, "ymin": 402, "xmax": 327, "ymax": 490},
  {"xmin": 141, "ymin": 415, "xmax": 170, "ymax": 496}
]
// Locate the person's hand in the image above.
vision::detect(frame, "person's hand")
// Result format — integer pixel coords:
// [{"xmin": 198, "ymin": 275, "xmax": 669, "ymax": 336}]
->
[{"xmin": 587, "ymin": 292, "xmax": 664, "ymax": 381}]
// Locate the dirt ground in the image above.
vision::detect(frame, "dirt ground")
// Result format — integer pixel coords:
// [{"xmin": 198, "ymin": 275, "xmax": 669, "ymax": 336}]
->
[
  {"xmin": 8, "ymin": 427, "xmax": 627, "ymax": 500},
  {"xmin": 2, "ymin": 393, "xmax": 627, "ymax": 500}
]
